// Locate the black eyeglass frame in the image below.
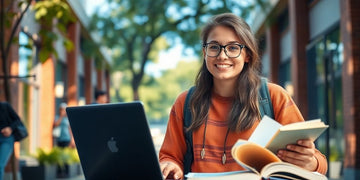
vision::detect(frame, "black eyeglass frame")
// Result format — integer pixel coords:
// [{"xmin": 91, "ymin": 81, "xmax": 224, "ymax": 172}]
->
[{"xmin": 202, "ymin": 43, "xmax": 246, "ymax": 58}]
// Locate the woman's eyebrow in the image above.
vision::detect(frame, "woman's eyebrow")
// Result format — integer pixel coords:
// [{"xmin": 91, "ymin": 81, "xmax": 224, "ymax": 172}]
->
[
  {"xmin": 228, "ymin": 41, "xmax": 241, "ymax": 44},
  {"xmin": 207, "ymin": 40, "xmax": 219, "ymax": 44},
  {"xmin": 207, "ymin": 40, "xmax": 242, "ymax": 44}
]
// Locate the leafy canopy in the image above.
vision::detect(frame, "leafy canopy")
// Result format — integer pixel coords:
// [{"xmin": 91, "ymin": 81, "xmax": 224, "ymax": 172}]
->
[
  {"xmin": 91, "ymin": 0, "xmax": 266, "ymax": 100},
  {"xmin": 33, "ymin": 0, "xmax": 75, "ymax": 62}
]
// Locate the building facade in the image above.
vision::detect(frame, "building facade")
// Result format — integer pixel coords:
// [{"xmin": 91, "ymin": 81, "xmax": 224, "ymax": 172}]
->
[
  {"xmin": 252, "ymin": 0, "xmax": 359, "ymax": 179},
  {"xmin": 0, "ymin": 0, "xmax": 111, "ymax": 177}
]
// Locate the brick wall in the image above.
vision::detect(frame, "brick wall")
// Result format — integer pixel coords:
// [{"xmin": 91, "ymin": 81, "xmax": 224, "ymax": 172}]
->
[
  {"xmin": 340, "ymin": 0, "xmax": 360, "ymax": 178},
  {"xmin": 288, "ymin": 0, "xmax": 309, "ymax": 117},
  {"xmin": 67, "ymin": 22, "xmax": 80, "ymax": 106}
]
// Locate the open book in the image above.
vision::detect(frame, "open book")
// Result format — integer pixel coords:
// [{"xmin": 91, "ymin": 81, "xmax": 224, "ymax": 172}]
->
[
  {"xmin": 248, "ymin": 115, "xmax": 329, "ymax": 153},
  {"xmin": 186, "ymin": 116, "xmax": 328, "ymax": 180}
]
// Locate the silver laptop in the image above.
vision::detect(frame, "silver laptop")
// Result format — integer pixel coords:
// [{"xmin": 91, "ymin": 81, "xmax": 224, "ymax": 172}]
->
[{"xmin": 66, "ymin": 102, "xmax": 163, "ymax": 180}]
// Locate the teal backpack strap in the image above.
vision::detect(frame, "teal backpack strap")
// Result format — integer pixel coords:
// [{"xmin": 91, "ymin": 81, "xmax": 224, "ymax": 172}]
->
[
  {"xmin": 183, "ymin": 86, "xmax": 195, "ymax": 175},
  {"xmin": 258, "ymin": 77, "xmax": 275, "ymax": 119}
]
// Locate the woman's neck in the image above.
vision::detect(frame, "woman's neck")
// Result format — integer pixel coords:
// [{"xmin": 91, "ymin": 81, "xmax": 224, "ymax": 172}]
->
[{"xmin": 213, "ymin": 79, "xmax": 236, "ymax": 97}]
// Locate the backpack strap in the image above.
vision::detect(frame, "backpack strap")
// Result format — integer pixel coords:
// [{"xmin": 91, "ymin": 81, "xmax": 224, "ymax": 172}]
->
[
  {"xmin": 183, "ymin": 86, "xmax": 195, "ymax": 175},
  {"xmin": 182, "ymin": 78, "xmax": 274, "ymax": 174},
  {"xmin": 258, "ymin": 77, "xmax": 275, "ymax": 119}
]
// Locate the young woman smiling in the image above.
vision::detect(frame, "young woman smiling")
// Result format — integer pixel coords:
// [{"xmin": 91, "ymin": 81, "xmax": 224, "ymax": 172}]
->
[{"xmin": 159, "ymin": 13, "xmax": 328, "ymax": 180}]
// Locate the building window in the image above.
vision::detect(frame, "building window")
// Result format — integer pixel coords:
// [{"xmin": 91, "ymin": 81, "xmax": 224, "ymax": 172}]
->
[
  {"xmin": 19, "ymin": 32, "xmax": 33, "ymax": 77},
  {"xmin": 306, "ymin": 27, "xmax": 344, "ymax": 178}
]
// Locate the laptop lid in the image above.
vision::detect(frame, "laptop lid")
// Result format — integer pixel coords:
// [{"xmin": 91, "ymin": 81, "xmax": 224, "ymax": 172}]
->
[{"xmin": 66, "ymin": 102, "xmax": 163, "ymax": 180}]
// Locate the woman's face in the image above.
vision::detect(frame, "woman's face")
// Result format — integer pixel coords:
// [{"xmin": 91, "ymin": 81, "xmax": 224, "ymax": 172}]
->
[{"xmin": 203, "ymin": 25, "xmax": 248, "ymax": 84}]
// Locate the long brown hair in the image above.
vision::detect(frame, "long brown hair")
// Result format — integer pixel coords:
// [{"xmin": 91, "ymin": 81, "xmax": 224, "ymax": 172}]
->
[{"xmin": 188, "ymin": 13, "xmax": 262, "ymax": 132}]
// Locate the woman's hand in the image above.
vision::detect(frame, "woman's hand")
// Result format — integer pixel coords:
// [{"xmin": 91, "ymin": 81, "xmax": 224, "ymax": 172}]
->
[
  {"xmin": 1, "ymin": 127, "xmax": 12, "ymax": 137},
  {"xmin": 277, "ymin": 139, "xmax": 318, "ymax": 171},
  {"xmin": 160, "ymin": 161, "xmax": 183, "ymax": 180}
]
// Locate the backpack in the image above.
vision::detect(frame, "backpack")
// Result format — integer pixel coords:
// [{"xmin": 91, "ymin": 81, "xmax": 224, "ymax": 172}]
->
[{"xmin": 183, "ymin": 78, "xmax": 274, "ymax": 174}]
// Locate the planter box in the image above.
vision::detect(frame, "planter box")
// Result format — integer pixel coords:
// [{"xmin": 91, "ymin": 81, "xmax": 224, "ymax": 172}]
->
[
  {"xmin": 57, "ymin": 163, "xmax": 81, "ymax": 178},
  {"xmin": 330, "ymin": 161, "xmax": 342, "ymax": 179},
  {"xmin": 21, "ymin": 164, "xmax": 57, "ymax": 180}
]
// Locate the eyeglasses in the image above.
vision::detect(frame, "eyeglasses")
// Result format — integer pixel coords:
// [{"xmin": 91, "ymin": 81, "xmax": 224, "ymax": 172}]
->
[{"xmin": 203, "ymin": 43, "xmax": 246, "ymax": 58}]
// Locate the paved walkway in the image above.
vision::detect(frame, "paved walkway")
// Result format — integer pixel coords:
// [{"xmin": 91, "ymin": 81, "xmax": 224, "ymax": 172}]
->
[{"xmin": 56, "ymin": 175, "xmax": 85, "ymax": 180}]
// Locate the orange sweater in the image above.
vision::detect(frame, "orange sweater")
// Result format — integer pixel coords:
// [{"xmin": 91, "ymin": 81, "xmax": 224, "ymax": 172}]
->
[{"xmin": 159, "ymin": 83, "xmax": 328, "ymax": 174}]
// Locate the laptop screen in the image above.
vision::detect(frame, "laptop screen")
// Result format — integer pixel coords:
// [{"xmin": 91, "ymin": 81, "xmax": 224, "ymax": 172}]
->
[{"xmin": 66, "ymin": 102, "xmax": 163, "ymax": 180}]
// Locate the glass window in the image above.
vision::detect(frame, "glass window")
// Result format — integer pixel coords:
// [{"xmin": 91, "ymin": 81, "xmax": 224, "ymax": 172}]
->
[
  {"xmin": 18, "ymin": 32, "xmax": 37, "ymax": 155},
  {"xmin": 306, "ymin": 27, "xmax": 344, "ymax": 178},
  {"xmin": 279, "ymin": 59, "xmax": 290, "ymax": 88},
  {"xmin": 19, "ymin": 32, "xmax": 33, "ymax": 77}
]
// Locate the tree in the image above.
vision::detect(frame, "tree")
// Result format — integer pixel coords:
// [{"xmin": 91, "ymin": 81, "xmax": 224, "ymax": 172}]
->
[
  {"xmin": 91, "ymin": 0, "xmax": 266, "ymax": 100},
  {"xmin": 0, "ymin": 0, "xmax": 31, "ymax": 105},
  {"xmin": 117, "ymin": 59, "xmax": 201, "ymax": 123}
]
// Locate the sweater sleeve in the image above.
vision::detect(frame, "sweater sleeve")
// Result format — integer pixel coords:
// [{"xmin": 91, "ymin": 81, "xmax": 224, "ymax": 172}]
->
[
  {"xmin": 314, "ymin": 149, "xmax": 328, "ymax": 174},
  {"xmin": 268, "ymin": 83, "xmax": 328, "ymax": 174},
  {"xmin": 159, "ymin": 91, "xmax": 188, "ymax": 171}
]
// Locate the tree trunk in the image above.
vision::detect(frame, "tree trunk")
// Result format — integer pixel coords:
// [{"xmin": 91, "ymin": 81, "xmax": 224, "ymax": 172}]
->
[{"xmin": 132, "ymin": 76, "xmax": 141, "ymax": 101}]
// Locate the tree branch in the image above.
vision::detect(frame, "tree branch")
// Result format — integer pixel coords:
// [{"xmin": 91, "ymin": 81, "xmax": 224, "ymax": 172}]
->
[
  {"xmin": 0, "ymin": 0, "xmax": 5, "ymax": 59},
  {"xmin": 5, "ymin": 0, "xmax": 31, "ymax": 58}
]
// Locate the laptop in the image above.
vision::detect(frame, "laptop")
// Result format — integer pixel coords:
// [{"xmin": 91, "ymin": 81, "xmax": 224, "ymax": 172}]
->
[{"xmin": 66, "ymin": 102, "xmax": 164, "ymax": 180}]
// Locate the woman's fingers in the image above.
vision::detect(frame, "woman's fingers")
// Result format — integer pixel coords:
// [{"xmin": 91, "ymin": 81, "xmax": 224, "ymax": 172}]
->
[
  {"xmin": 277, "ymin": 139, "xmax": 318, "ymax": 171},
  {"xmin": 160, "ymin": 161, "xmax": 183, "ymax": 179}
]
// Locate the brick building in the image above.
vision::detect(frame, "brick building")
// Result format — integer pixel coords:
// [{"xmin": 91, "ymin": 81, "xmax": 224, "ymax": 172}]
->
[
  {"xmin": 0, "ymin": 0, "xmax": 111, "ymax": 178},
  {"xmin": 252, "ymin": 0, "xmax": 359, "ymax": 179}
]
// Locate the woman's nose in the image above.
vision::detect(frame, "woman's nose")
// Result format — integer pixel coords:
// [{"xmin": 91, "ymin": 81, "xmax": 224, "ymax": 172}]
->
[{"xmin": 217, "ymin": 48, "xmax": 227, "ymax": 60}]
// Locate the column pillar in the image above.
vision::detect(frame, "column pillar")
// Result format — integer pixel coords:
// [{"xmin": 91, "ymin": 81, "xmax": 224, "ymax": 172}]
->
[
  {"xmin": 96, "ymin": 68, "xmax": 104, "ymax": 90},
  {"xmin": 266, "ymin": 23, "xmax": 280, "ymax": 83},
  {"xmin": 39, "ymin": 57, "xmax": 55, "ymax": 149},
  {"xmin": 66, "ymin": 22, "xmax": 80, "ymax": 106},
  {"xmin": 84, "ymin": 57, "xmax": 94, "ymax": 104},
  {"xmin": 340, "ymin": 0, "xmax": 360, "ymax": 179},
  {"xmin": 288, "ymin": 0, "xmax": 309, "ymax": 117}
]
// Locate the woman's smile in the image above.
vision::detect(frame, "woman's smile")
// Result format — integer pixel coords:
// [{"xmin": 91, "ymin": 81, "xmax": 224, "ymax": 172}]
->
[{"xmin": 215, "ymin": 63, "xmax": 233, "ymax": 69}]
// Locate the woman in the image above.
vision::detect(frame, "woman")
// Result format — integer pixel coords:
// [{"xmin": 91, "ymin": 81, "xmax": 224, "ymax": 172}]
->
[
  {"xmin": 53, "ymin": 103, "xmax": 74, "ymax": 148},
  {"xmin": 159, "ymin": 13, "xmax": 327, "ymax": 179}
]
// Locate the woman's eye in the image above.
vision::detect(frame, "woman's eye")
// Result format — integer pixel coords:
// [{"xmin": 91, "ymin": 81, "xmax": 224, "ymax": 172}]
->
[
  {"xmin": 227, "ymin": 45, "xmax": 239, "ymax": 51},
  {"xmin": 209, "ymin": 45, "xmax": 219, "ymax": 50}
]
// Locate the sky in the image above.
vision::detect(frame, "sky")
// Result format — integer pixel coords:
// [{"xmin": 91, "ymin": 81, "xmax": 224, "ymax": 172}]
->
[{"xmin": 85, "ymin": 0, "xmax": 198, "ymax": 77}]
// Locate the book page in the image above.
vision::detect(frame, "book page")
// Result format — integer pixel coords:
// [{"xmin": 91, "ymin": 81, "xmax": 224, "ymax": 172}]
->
[
  {"xmin": 185, "ymin": 171, "xmax": 261, "ymax": 180},
  {"xmin": 248, "ymin": 115, "xmax": 282, "ymax": 147},
  {"xmin": 280, "ymin": 119, "xmax": 322, "ymax": 130},
  {"xmin": 261, "ymin": 162, "xmax": 327, "ymax": 180},
  {"xmin": 231, "ymin": 140, "xmax": 281, "ymax": 174}
]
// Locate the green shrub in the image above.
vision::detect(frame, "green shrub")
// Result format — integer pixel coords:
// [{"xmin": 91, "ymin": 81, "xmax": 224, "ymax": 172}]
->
[{"xmin": 35, "ymin": 147, "xmax": 80, "ymax": 168}]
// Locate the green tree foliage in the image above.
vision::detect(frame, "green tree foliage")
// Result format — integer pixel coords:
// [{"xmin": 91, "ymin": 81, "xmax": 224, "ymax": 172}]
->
[
  {"xmin": 116, "ymin": 59, "xmax": 201, "ymax": 123},
  {"xmin": 91, "ymin": 0, "xmax": 266, "ymax": 100},
  {"xmin": 33, "ymin": 0, "xmax": 75, "ymax": 62}
]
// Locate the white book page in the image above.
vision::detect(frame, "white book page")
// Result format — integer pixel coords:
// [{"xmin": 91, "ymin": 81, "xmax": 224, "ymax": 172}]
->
[
  {"xmin": 280, "ymin": 119, "xmax": 322, "ymax": 130},
  {"xmin": 248, "ymin": 115, "xmax": 282, "ymax": 147}
]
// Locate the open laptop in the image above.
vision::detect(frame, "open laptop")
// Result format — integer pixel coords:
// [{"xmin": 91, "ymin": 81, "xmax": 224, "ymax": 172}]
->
[{"xmin": 66, "ymin": 102, "xmax": 164, "ymax": 180}]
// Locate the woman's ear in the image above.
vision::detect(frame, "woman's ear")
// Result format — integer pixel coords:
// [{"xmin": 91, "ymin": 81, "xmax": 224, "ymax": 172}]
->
[
  {"xmin": 245, "ymin": 55, "xmax": 250, "ymax": 63},
  {"xmin": 202, "ymin": 48, "xmax": 206, "ymax": 58}
]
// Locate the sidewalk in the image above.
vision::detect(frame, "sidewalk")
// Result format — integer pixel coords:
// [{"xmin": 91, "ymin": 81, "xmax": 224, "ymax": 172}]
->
[{"xmin": 56, "ymin": 175, "xmax": 85, "ymax": 180}]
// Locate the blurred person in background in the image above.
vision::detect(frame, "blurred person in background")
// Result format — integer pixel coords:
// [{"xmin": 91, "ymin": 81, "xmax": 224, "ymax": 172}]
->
[
  {"xmin": 53, "ymin": 103, "xmax": 74, "ymax": 148},
  {"xmin": 0, "ymin": 102, "xmax": 25, "ymax": 180},
  {"xmin": 93, "ymin": 90, "xmax": 108, "ymax": 104}
]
